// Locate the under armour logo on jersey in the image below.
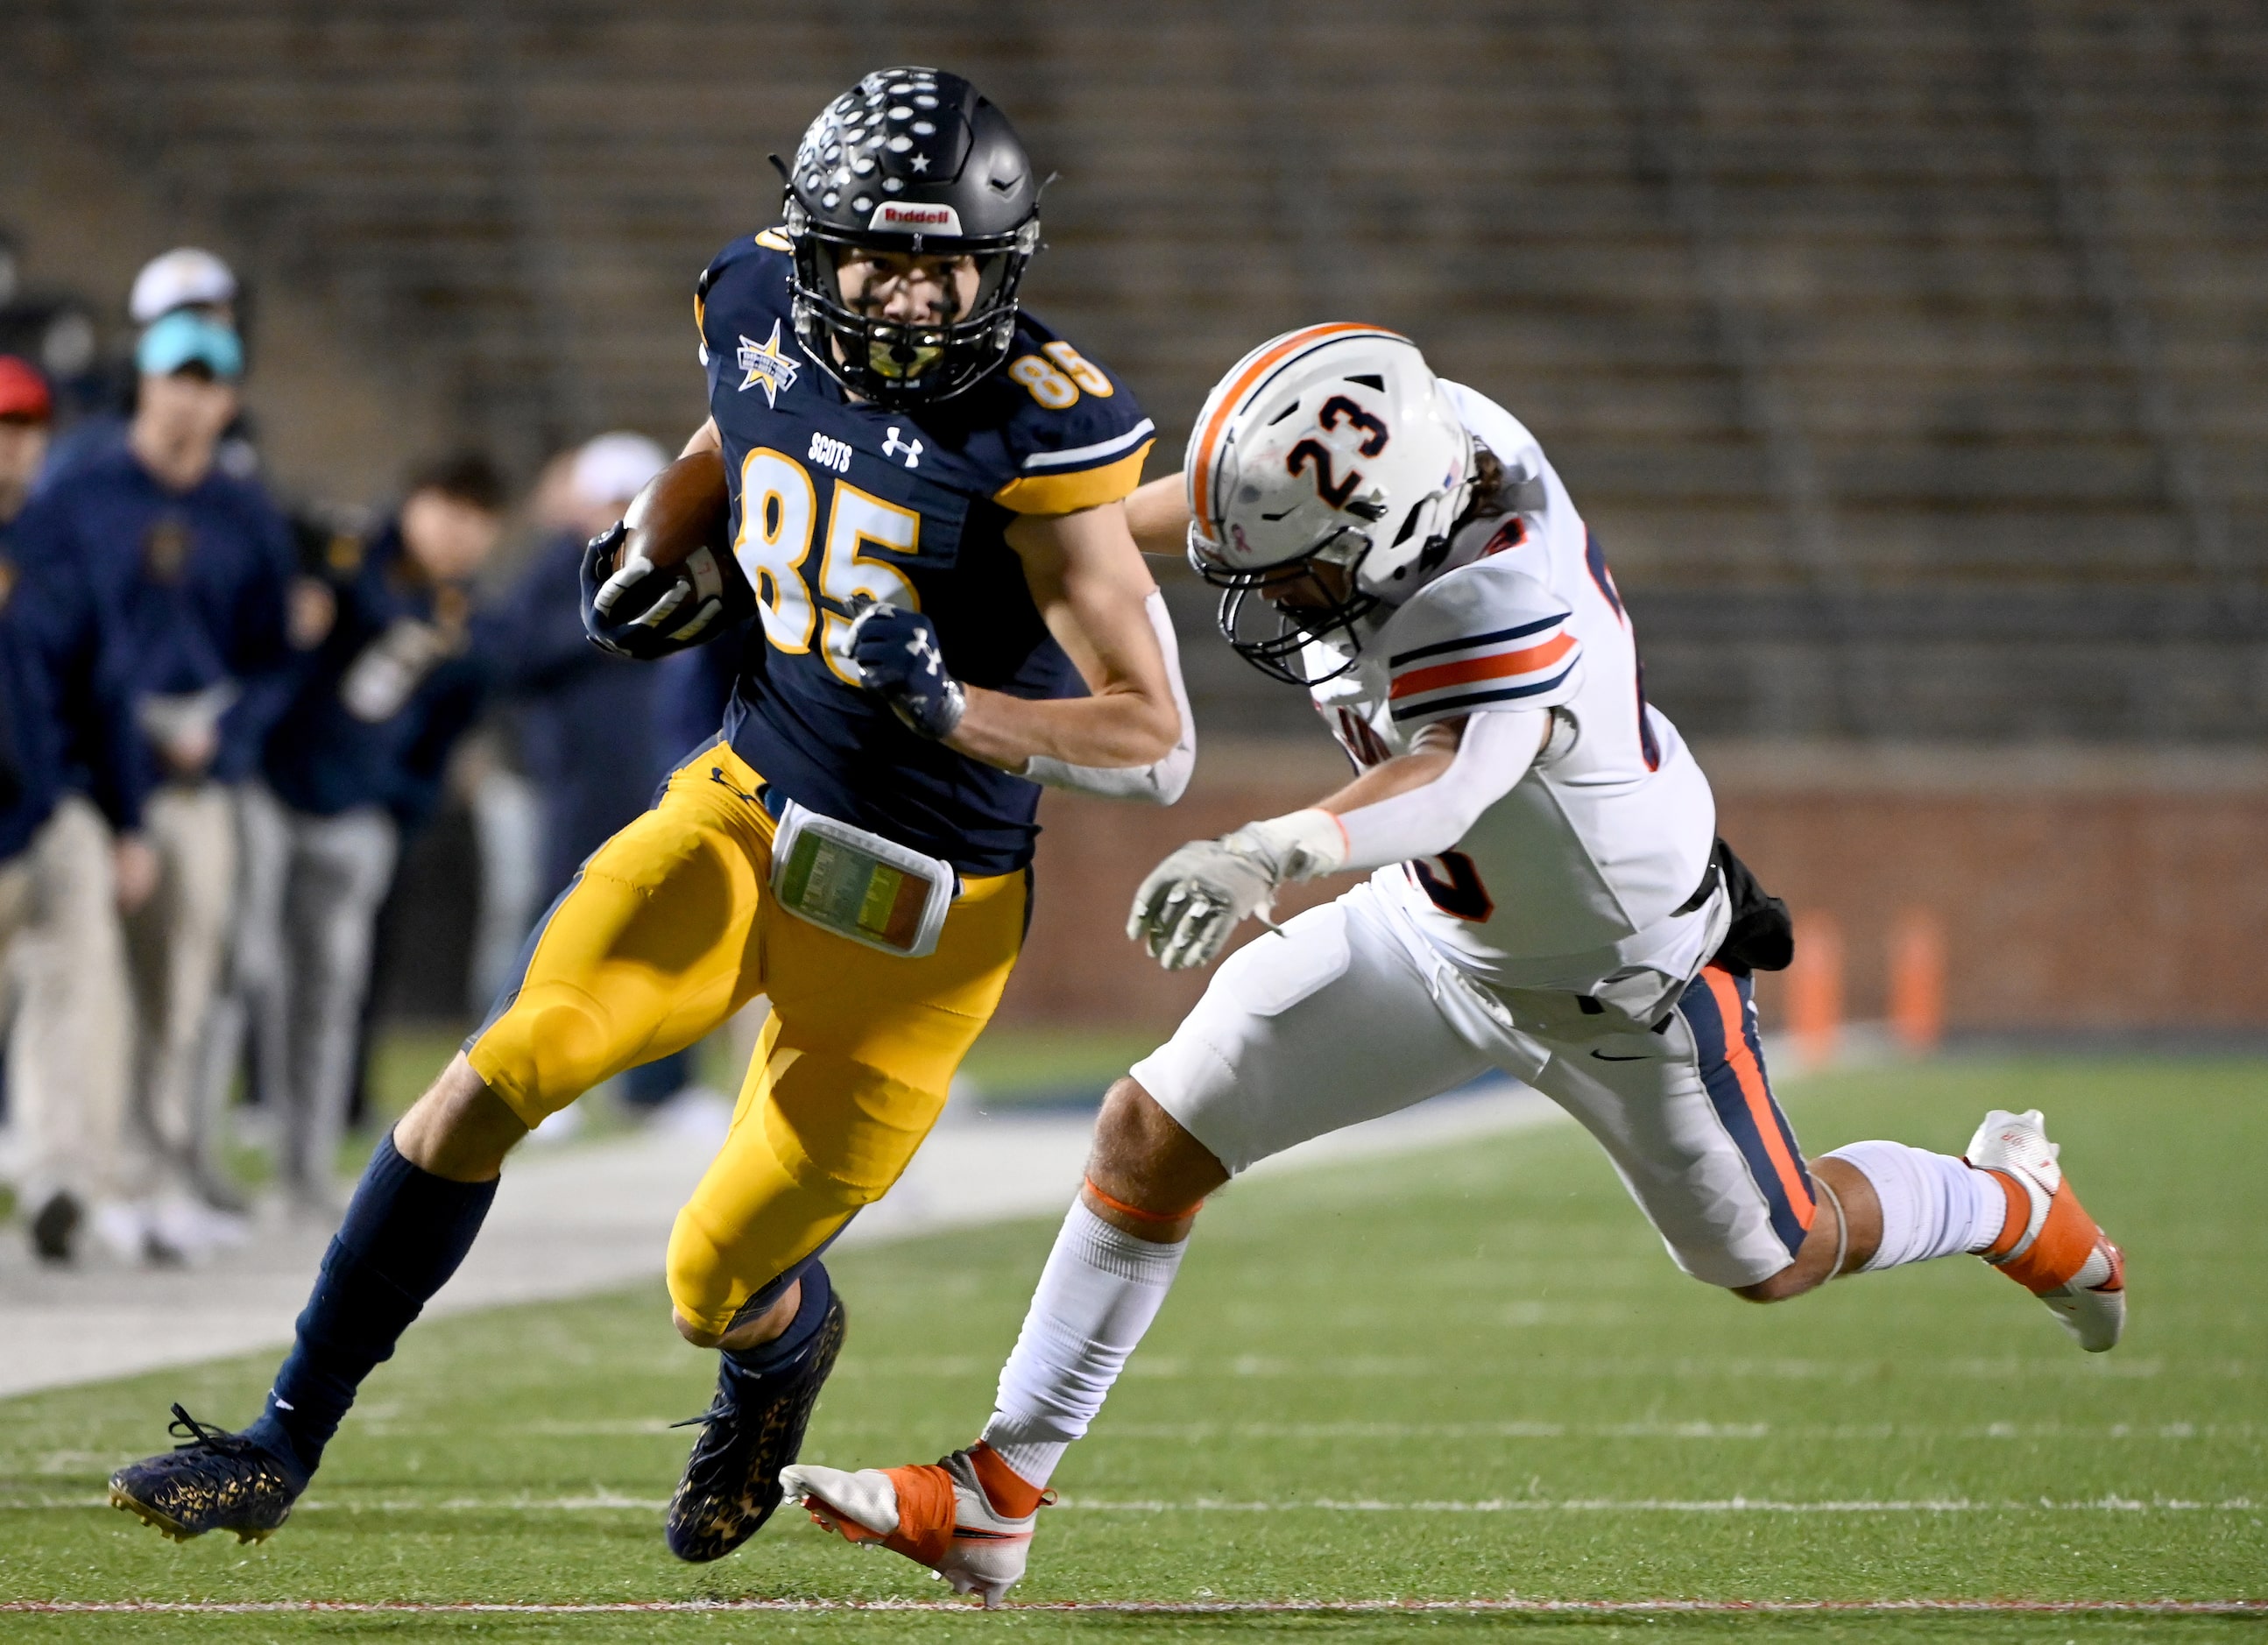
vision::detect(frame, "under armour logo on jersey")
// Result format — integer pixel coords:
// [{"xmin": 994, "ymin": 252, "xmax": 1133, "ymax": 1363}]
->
[
  {"xmin": 882, "ymin": 427, "xmax": 923, "ymax": 469},
  {"xmin": 736, "ymin": 319, "xmax": 801, "ymax": 406}
]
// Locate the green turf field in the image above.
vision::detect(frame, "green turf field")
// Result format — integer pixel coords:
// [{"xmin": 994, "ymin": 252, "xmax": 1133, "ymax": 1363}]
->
[{"xmin": 3, "ymin": 1058, "xmax": 2262, "ymax": 1641}]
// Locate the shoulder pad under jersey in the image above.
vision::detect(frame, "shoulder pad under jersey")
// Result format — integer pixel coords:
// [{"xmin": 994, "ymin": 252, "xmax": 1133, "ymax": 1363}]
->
[
  {"xmin": 975, "ymin": 313, "xmax": 1155, "ymax": 516},
  {"xmin": 1377, "ymin": 557, "xmax": 1582, "ymax": 730}
]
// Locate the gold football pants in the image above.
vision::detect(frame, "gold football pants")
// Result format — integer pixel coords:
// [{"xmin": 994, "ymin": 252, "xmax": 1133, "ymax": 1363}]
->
[{"xmin": 467, "ymin": 745, "xmax": 1027, "ymax": 1336}]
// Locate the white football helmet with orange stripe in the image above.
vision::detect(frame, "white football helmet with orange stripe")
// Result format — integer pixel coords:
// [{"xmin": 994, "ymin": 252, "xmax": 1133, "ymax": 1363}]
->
[{"xmin": 1184, "ymin": 325, "xmax": 1476, "ymax": 682}]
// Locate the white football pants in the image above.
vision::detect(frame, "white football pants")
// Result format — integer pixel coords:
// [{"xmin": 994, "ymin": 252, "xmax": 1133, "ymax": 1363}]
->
[{"xmin": 1134, "ymin": 878, "xmax": 1817, "ymax": 1288}]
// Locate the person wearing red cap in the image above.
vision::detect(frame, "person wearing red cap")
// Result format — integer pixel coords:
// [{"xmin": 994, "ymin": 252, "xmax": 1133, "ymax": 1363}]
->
[
  {"xmin": 0, "ymin": 356, "xmax": 53, "ymax": 526},
  {"xmin": 0, "ymin": 355, "xmax": 158, "ymax": 1263}
]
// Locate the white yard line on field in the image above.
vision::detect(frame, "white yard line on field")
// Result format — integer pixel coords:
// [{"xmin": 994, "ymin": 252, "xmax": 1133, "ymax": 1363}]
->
[
  {"xmin": 4, "ymin": 1599, "xmax": 2264, "ymax": 1616},
  {"xmin": 0, "ymin": 1078, "xmax": 1557, "ymax": 1399},
  {"xmin": 4, "ymin": 1492, "xmax": 2257, "ymax": 1514},
  {"xmin": 309, "ymin": 1417, "xmax": 2240, "ymax": 1442}
]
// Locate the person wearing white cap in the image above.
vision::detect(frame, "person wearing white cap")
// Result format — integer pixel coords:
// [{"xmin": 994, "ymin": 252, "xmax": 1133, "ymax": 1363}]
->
[
  {"xmin": 9, "ymin": 307, "xmax": 296, "ymax": 1260},
  {"xmin": 38, "ymin": 248, "xmax": 251, "ymax": 498},
  {"xmin": 490, "ymin": 433, "xmax": 702, "ymax": 1111},
  {"xmin": 128, "ymin": 248, "xmax": 239, "ymax": 328}
]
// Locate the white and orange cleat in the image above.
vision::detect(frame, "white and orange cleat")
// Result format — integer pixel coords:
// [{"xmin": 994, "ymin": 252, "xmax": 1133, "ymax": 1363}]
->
[
  {"xmin": 1966, "ymin": 1108, "xmax": 2126, "ymax": 1352},
  {"xmin": 781, "ymin": 1445, "xmax": 1046, "ymax": 1608}
]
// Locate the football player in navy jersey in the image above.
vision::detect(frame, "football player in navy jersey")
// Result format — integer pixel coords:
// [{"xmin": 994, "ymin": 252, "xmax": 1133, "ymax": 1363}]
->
[{"xmin": 110, "ymin": 68, "xmax": 1195, "ymax": 1564}]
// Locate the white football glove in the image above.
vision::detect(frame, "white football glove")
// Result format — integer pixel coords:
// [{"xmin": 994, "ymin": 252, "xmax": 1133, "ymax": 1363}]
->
[{"xmin": 1127, "ymin": 809, "xmax": 1349, "ymax": 971}]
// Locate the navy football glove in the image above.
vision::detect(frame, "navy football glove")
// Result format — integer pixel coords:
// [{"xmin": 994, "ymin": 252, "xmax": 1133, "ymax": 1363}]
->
[
  {"xmin": 580, "ymin": 523, "xmax": 734, "ymax": 660},
  {"xmin": 845, "ymin": 598, "xmax": 966, "ymax": 740}
]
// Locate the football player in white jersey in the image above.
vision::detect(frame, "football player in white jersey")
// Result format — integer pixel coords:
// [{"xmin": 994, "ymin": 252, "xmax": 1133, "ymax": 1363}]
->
[{"xmin": 779, "ymin": 325, "xmax": 2129, "ymax": 1605}]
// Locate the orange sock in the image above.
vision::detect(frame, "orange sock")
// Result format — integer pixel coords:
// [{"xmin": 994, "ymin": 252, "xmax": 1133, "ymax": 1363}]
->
[
  {"xmin": 1979, "ymin": 1168, "xmax": 2030, "ymax": 1260},
  {"xmin": 1978, "ymin": 1168, "xmax": 2102, "ymax": 1292},
  {"xmin": 968, "ymin": 1441, "xmax": 1047, "ymax": 1518}
]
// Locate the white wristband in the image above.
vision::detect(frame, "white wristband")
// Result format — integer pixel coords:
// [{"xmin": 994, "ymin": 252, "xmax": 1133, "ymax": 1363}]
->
[{"xmin": 1230, "ymin": 808, "xmax": 1351, "ymax": 881}]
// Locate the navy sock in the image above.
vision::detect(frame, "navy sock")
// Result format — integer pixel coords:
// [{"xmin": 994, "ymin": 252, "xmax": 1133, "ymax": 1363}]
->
[
  {"xmin": 722, "ymin": 1260, "xmax": 833, "ymax": 1386},
  {"xmin": 245, "ymin": 1133, "xmax": 498, "ymax": 1480}
]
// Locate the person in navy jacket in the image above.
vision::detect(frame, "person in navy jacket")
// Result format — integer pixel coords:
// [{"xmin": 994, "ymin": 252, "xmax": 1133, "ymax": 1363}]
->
[
  {"xmin": 7, "ymin": 312, "xmax": 297, "ymax": 1234},
  {"xmin": 231, "ymin": 453, "xmax": 505, "ymax": 1211},
  {"xmin": 491, "ymin": 434, "xmax": 702, "ymax": 1111},
  {"xmin": 0, "ymin": 355, "xmax": 157, "ymax": 1263}
]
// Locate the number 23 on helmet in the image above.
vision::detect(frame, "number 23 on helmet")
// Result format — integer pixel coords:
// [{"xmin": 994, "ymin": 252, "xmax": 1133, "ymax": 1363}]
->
[{"xmin": 1184, "ymin": 325, "xmax": 1476, "ymax": 684}]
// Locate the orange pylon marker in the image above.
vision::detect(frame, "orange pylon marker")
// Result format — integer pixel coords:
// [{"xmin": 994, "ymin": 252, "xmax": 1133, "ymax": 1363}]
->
[
  {"xmin": 1888, "ymin": 907, "xmax": 1947, "ymax": 1055},
  {"xmin": 1787, "ymin": 910, "xmax": 1844, "ymax": 1071}
]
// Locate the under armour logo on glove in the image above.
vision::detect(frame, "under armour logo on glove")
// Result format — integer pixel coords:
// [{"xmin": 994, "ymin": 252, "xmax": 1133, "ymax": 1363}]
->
[{"xmin": 845, "ymin": 597, "xmax": 965, "ymax": 740}]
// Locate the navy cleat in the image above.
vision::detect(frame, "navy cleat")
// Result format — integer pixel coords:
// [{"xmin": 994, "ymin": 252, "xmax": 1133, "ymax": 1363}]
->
[
  {"xmin": 108, "ymin": 1404, "xmax": 305, "ymax": 1544},
  {"xmin": 665, "ymin": 1292, "xmax": 847, "ymax": 1563}
]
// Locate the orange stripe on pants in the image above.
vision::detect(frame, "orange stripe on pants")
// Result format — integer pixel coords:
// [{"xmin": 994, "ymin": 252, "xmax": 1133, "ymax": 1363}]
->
[{"xmin": 1702, "ymin": 966, "xmax": 1814, "ymax": 1232}]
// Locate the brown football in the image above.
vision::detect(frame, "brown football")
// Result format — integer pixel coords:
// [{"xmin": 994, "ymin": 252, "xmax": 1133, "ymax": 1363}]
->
[{"xmin": 617, "ymin": 447, "xmax": 730, "ymax": 573}]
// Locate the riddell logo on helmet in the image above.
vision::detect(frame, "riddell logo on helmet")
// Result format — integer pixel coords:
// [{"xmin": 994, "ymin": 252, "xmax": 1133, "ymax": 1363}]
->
[{"xmin": 870, "ymin": 202, "xmax": 964, "ymax": 235}]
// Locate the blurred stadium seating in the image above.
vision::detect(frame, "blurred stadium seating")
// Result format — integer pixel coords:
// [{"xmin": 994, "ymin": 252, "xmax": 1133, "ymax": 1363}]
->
[
  {"xmin": 8, "ymin": 0, "xmax": 2263, "ymax": 738},
  {"xmin": 2, "ymin": 0, "xmax": 2262, "ymax": 1032}
]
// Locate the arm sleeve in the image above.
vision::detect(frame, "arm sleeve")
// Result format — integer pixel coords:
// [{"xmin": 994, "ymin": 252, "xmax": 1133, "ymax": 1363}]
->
[
  {"xmin": 1019, "ymin": 590, "xmax": 1194, "ymax": 804},
  {"xmin": 1332, "ymin": 708, "xmax": 1546, "ymax": 871},
  {"xmin": 1381, "ymin": 562, "xmax": 1582, "ymax": 733}
]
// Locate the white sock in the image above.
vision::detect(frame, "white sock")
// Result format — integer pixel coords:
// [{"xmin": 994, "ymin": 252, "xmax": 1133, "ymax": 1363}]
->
[
  {"xmin": 1824, "ymin": 1140, "xmax": 2006, "ymax": 1271},
  {"xmin": 979, "ymin": 1200, "xmax": 1188, "ymax": 1488}
]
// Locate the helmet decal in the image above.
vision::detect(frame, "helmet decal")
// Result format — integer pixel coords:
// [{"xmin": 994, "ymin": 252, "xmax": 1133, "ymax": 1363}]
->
[
  {"xmin": 1189, "ymin": 322, "xmax": 1407, "ymax": 541},
  {"xmin": 1286, "ymin": 439, "xmax": 1364, "ymax": 509},
  {"xmin": 868, "ymin": 201, "xmax": 964, "ymax": 235},
  {"xmin": 1318, "ymin": 396, "xmax": 1390, "ymax": 455}
]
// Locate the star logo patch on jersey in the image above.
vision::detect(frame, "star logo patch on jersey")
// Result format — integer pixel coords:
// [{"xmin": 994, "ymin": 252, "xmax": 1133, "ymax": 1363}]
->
[{"xmin": 736, "ymin": 319, "xmax": 801, "ymax": 406}]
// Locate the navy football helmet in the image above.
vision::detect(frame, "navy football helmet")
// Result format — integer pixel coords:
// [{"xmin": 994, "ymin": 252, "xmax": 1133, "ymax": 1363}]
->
[{"xmin": 781, "ymin": 68, "xmax": 1042, "ymax": 406}]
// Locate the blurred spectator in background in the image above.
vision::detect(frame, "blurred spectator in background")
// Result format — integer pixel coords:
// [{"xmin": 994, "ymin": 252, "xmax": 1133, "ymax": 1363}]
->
[
  {"xmin": 491, "ymin": 431, "xmax": 701, "ymax": 1112},
  {"xmin": 460, "ymin": 448, "xmax": 586, "ymax": 1013},
  {"xmin": 130, "ymin": 249, "xmax": 240, "ymax": 329},
  {"xmin": 652, "ymin": 617, "xmax": 746, "ymax": 766},
  {"xmin": 0, "ymin": 355, "xmax": 158, "ymax": 1263},
  {"xmin": 229, "ymin": 453, "xmax": 504, "ymax": 1214},
  {"xmin": 8, "ymin": 311, "xmax": 296, "ymax": 1257},
  {"xmin": 0, "ymin": 232, "xmax": 104, "ymax": 433},
  {"xmin": 38, "ymin": 247, "xmax": 258, "ymax": 493},
  {"xmin": 0, "ymin": 357, "xmax": 50, "ymax": 526},
  {"xmin": 500, "ymin": 434, "xmax": 670, "ymax": 900}
]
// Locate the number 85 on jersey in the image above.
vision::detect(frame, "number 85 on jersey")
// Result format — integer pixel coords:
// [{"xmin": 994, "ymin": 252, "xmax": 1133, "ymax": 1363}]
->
[{"xmin": 734, "ymin": 446, "xmax": 926, "ymax": 688}]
